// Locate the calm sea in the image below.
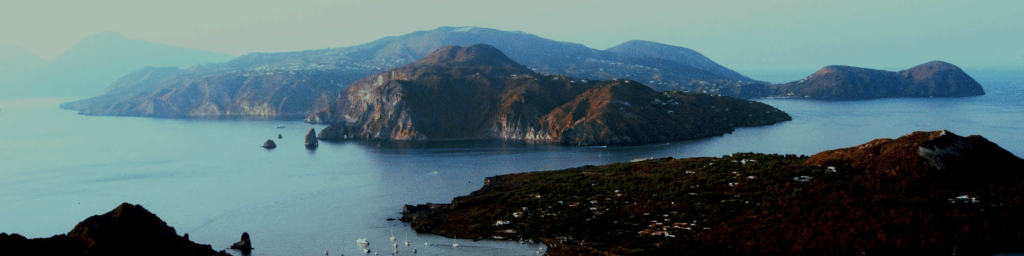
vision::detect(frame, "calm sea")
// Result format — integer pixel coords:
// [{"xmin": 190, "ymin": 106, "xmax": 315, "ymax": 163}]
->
[{"xmin": 0, "ymin": 70, "xmax": 1020, "ymax": 255}]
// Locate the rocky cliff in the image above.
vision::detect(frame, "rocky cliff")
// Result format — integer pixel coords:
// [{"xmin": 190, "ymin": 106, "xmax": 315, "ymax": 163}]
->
[
  {"xmin": 312, "ymin": 44, "xmax": 790, "ymax": 146},
  {"xmin": 0, "ymin": 203, "xmax": 229, "ymax": 256},
  {"xmin": 771, "ymin": 61, "xmax": 984, "ymax": 100}
]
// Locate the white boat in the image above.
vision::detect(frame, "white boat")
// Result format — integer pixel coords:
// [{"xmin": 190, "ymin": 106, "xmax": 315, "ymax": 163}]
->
[
  {"xmin": 356, "ymin": 238, "xmax": 369, "ymax": 246},
  {"xmin": 452, "ymin": 235, "xmax": 459, "ymax": 248},
  {"xmin": 390, "ymin": 228, "xmax": 396, "ymax": 242},
  {"xmin": 424, "ymin": 242, "xmax": 430, "ymax": 246},
  {"xmin": 362, "ymin": 248, "xmax": 370, "ymax": 254}
]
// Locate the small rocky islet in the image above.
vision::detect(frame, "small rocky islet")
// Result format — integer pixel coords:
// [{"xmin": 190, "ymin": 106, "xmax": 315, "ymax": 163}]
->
[
  {"xmin": 400, "ymin": 130, "xmax": 1024, "ymax": 255},
  {"xmin": 228, "ymin": 232, "xmax": 253, "ymax": 254},
  {"xmin": 262, "ymin": 139, "xmax": 276, "ymax": 149}
]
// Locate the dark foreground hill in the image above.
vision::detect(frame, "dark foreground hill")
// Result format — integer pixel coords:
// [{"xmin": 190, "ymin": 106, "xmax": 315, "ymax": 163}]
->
[
  {"xmin": 0, "ymin": 203, "xmax": 229, "ymax": 256},
  {"xmin": 770, "ymin": 61, "xmax": 985, "ymax": 100},
  {"xmin": 401, "ymin": 130, "xmax": 1024, "ymax": 255},
  {"xmin": 310, "ymin": 44, "xmax": 790, "ymax": 146}
]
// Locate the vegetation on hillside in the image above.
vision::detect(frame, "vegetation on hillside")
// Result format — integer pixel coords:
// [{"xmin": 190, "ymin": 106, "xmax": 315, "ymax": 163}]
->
[{"xmin": 403, "ymin": 151, "xmax": 1024, "ymax": 255}]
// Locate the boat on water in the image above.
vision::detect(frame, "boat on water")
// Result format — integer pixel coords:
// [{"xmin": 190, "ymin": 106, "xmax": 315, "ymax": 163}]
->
[
  {"xmin": 356, "ymin": 237, "xmax": 370, "ymax": 253},
  {"xmin": 452, "ymin": 235, "xmax": 459, "ymax": 248},
  {"xmin": 276, "ymin": 124, "xmax": 286, "ymax": 129},
  {"xmin": 390, "ymin": 228, "xmax": 396, "ymax": 242}
]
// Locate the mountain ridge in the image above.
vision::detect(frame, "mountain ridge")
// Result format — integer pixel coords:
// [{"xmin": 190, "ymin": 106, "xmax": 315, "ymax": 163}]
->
[{"xmin": 61, "ymin": 26, "xmax": 759, "ymax": 117}]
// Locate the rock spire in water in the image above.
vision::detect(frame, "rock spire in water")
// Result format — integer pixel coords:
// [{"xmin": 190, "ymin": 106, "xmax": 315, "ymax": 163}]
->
[{"xmin": 304, "ymin": 128, "xmax": 318, "ymax": 148}]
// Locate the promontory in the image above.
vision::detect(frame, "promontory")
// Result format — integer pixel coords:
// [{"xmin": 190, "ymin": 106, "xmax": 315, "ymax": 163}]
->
[{"xmin": 309, "ymin": 44, "xmax": 791, "ymax": 146}]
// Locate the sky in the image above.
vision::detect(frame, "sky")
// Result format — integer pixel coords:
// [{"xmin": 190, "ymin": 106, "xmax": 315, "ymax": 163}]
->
[{"xmin": 2, "ymin": 0, "xmax": 1022, "ymax": 72}]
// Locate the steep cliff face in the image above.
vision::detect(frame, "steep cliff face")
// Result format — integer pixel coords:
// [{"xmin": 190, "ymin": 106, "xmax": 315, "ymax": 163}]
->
[
  {"xmin": 313, "ymin": 44, "xmax": 791, "ymax": 146},
  {"xmin": 772, "ymin": 61, "xmax": 984, "ymax": 100}
]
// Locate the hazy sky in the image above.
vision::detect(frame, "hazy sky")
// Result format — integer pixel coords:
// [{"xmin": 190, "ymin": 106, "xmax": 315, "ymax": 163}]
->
[{"xmin": 2, "ymin": 0, "xmax": 1021, "ymax": 71}]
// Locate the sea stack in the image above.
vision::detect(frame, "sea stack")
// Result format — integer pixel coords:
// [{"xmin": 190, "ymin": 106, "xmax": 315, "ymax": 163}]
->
[
  {"xmin": 305, "ymin": 128, "xmax": 318, "ymax": 149},
  {"xmin": 262, "ymin": 140, "xmax": 277, "ymax": 149},
  {"xmin": 230, "ymin": 232, "xmax": 253, "ymax": 254}
]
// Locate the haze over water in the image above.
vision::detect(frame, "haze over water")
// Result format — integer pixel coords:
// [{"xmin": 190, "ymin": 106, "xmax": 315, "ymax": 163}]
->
[{"xmin": 0, "ymin": 70, "xmax": 1021, "ymax": 255}]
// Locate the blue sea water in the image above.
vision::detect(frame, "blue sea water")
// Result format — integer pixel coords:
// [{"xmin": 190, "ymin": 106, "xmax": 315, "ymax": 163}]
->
[{"xmin": 0, "ymin": 70, "xmax": 1020, "ymax": 255}]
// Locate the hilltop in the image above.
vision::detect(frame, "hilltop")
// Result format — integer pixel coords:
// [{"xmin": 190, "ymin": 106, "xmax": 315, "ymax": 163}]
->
[{"xmin": 606, "ymin": 40, "xmax": 750, "ymax": 81}]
